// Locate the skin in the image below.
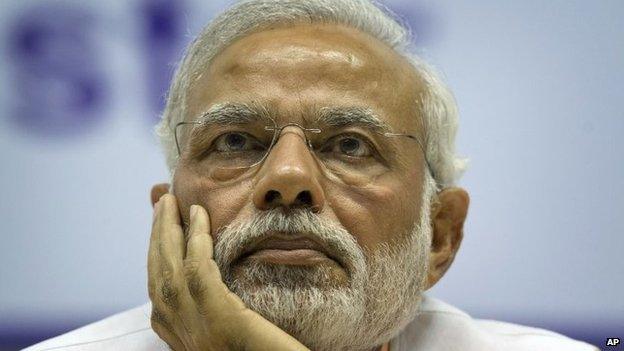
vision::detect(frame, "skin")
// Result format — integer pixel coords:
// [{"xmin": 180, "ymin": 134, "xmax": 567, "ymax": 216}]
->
[{"xmin": 148, "ymin": 23, "xmax": 470, "ymax": 350}]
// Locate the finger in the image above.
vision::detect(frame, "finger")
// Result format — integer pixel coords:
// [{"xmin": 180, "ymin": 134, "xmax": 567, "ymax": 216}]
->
[
  {"xmin": 150, "ymin": 196, "xmax": 195, "ymax": 326},
  {"xmin": 158, "ymin": 194, "xmax": 185, "ymax": 264},
  {"xmin": 147, "ymin": 199, "xmax": 163, "ymax": 302},
  {"xmin": 155, "ymin": 195, "xmax": 198, "ymax": 316},
  {"xmin": 152, "ymin": 195, "xmax": 185, "ymax": 311},
  {"xmin": 183, "ymin": 205, "xmax": 228, "ymax": 311},
  {"xmin": 149, "ymin": 199, "xmax": 186, "ymax": 346},
  {"xmin": 186, "ymin": 205, "xmax": 213, "ymax": 259},
  {"xmin": 151, "ymin": 308, "xmax": 186, "ymax": 351}
]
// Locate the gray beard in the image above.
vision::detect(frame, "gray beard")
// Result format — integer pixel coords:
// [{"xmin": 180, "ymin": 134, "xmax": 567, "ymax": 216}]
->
[{"xmin": 212, "ymin": 184, "xmax": 433, "ymax": 351}]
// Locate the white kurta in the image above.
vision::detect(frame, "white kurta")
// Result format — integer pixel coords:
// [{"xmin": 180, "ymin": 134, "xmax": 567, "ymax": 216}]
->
[{"xmin": 23, "ymin": 295, "xmax": 598, "ymax": 351}]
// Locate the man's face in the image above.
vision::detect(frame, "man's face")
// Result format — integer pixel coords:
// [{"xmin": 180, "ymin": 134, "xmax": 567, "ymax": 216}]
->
[
  {"xmin": 174, "ymin": 23, "xmax": 427, "ymax": 258},
  {"xmin": 170, "ymin": 23, "xmax": 431, "ymax": 350}
]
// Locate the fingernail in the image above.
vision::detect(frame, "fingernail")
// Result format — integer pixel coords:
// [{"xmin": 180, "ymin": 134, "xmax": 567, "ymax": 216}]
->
[{"xmin": 190, "ymin": 205, "xmax": 198, "ymax": 219}]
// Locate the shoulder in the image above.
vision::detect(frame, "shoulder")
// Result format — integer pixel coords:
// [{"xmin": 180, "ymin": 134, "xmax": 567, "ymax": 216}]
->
[
  {"xmin": 22, "ymin": 303, "xmax": 168, "ymax": 351},
  {"xmin": 392, "ymin": 295, "xmax": 599, "ymax": 351}
]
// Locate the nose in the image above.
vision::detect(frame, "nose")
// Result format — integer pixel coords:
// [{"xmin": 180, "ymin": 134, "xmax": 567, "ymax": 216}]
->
[{"xmin": 252, "ymin": 127, "xmax": 325, "ymax": 213}]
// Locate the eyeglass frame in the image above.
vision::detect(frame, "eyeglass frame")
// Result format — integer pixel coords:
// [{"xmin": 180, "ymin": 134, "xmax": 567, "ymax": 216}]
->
[{"xmin": 173, "ymin": 119, "xmax": 434, "ymax": 179}]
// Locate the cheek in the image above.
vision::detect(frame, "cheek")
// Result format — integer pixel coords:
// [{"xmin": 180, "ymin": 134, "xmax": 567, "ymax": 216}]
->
[
  {"xmin": 172, "ymin": 169, "xmax": 252, "ymax": 236},
  {"xmin": 328, "ymin": 178, "xmax": 420, "ymax": 251}
]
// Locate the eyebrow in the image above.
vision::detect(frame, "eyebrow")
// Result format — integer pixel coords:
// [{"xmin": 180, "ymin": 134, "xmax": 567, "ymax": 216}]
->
[
  {"xmin": 191, "ymin": 103, "xmax": 394, "ymax": 135},
  {"xmin": 315, "ymin": 107, "xmax": 393, "ymax": 134},
  {"xmin": 193, "ymin": 102, "xmax": 272, "ymax": 125}
]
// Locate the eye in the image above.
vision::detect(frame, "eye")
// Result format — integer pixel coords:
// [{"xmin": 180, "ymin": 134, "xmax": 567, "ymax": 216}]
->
[
  {"xmin": 324, "ymin": 135, "xmax": 373, "ymax": 157},
  {"xmin": 214, "ymin": 132, "xmax": 262, "ymax": 152}
]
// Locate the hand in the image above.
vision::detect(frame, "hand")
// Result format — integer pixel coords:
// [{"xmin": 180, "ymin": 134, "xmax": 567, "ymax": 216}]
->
[{"xmin": 147, "ymin": 194, "xmax": 310, "ymax": 351}]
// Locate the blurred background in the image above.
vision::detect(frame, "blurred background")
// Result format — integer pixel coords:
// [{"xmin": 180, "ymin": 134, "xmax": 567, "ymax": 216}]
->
[{"xmin": 0, "ymin": 0, "xmax": 622, "ymax": 350}]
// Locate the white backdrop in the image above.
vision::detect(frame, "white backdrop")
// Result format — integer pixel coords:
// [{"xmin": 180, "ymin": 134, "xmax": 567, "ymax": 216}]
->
[{"xmin": 1, "ymin": 0, "xmax": 622, "ymax": 342}]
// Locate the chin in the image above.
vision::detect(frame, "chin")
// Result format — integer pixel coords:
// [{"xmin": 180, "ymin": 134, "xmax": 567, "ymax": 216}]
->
[
  {"xmin": 227, "ymin": 263, "xmax": 369, "ymax": 351},
  {"xmin": 227, "ymin": 259, "xmax": 350, "ymax": 290}
]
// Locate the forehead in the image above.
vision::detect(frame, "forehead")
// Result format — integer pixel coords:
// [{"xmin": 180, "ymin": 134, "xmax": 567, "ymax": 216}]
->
[{"xmin": 186, "ymin": 23, "xmax": 425, "ymax": 134}]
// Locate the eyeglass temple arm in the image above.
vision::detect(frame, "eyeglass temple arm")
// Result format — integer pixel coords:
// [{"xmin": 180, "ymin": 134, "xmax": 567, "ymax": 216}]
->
[
  {"xmin": 174, "ymin": 121, "xmax": 204, "ymax": 157},
  {"xmin": 384, "ymin": 132, "xmax": 435, "ymax": 181}
]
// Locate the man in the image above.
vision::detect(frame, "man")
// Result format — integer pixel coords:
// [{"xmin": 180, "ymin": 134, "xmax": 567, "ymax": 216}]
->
[{"xmin": 25, "ymin": 0, "xmax": 598, "ymax": 350}]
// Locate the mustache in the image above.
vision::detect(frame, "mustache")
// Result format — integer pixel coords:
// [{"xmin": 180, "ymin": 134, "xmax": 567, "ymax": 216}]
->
[{"xmin": 212, "ymin": 208, "xmax": 365, "ymax": 275}]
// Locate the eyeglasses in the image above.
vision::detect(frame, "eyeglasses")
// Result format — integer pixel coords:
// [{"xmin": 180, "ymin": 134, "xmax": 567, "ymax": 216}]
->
[{"xmin": 174, "ymin": 115, "xmax": 432, "ymax": 185}]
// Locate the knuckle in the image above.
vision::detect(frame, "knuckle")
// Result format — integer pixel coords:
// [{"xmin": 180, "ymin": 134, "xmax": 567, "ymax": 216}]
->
[
  {"xmin": 161, "ymin": 266, "xmax": 175, "ymax": 281},
  {"xmin": 154, "ymin": 268, "xmax": 180, "ymax": 309},
  {"xmin": 150, "ymin": 308, "xmax": 170, "ymax": 331},
  {"xmin": 183, "ymin": 258, "xmax": 201, "ymax": 272},
  {"xmin": 183, "ymin": 260, "xmax": 207, "ymax": 301},
  {"xmin": 159, "ymin": 275, "xmax": 181, "ymax": 309},
  {"xmin": 188, "ymin": 278, "xmax": 208, "ymax": 307},
  {"xmin": 182, "ymin": 259, "xmax": 202, "ymax": 283}
]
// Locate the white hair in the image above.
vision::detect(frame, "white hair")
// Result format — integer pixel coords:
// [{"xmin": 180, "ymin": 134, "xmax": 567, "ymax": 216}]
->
[
  {"xmin": 155, "ymin": 0, "xmax": 467, "ymax": 188},
  {"xmin": 209, "ymin": 170, "xmax": 437, "ymax": 351}
]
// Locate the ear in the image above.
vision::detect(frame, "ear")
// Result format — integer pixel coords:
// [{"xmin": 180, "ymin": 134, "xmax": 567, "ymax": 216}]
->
[
  {"xmin": 150, "ymin": 183, "xmax": 170, "ymax": 207},
  {"xmin": 425, "ymin": 187, "xmax": 469, "ymax": 290}
]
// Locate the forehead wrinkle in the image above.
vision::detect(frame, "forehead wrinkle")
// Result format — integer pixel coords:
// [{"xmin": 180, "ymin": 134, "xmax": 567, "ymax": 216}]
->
[{"xmin": 242, "ymin": 46, "xmax": 366, "ymax": 70}]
